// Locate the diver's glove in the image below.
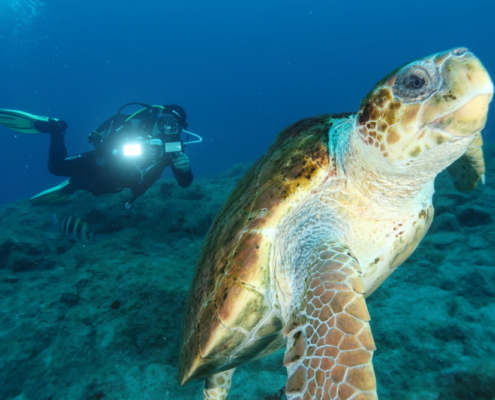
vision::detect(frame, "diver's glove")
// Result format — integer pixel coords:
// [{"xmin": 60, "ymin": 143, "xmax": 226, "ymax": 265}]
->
[
  {"xmin": 33, "ymin": 118, "xmax": 68, "ymax": 134},
  {"xmin": 172, "ymin": 152, "xmax": 191, "ymax": 172}
]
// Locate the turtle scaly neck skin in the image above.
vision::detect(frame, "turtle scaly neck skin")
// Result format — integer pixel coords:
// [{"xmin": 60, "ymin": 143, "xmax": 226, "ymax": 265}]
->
[
  {"xmin": 339, "ymin": 49, "xmax": 493, "ymax": 210},
  {"xmin": 286, "ymin": 48, "xmax": 494, "ymax": 299}
]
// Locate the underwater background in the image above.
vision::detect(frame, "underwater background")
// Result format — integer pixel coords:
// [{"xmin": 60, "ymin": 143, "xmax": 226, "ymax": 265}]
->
[
  {"xmin": 0, "ymin": 0, "xmax": 494, "ymax": 399},
  {"xmin": 0, "ymin": 0, "xmax": 495, "ymax": 205}
]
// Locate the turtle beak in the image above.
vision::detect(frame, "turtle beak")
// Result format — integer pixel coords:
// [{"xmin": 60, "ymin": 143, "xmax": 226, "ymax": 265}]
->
[
  {"xmin": 424, "ymin": 49, "xmax": 493, "ymax": 137},
  {"xmin": 428, "ymin": 93, "xmax": 492, "ymax": 136}
]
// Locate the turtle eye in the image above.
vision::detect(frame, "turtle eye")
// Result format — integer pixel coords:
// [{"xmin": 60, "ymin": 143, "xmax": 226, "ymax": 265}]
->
[
  {"xmin": 405, "ymin": 74, "xmax": 426, "ymax": 89},
  {"xmin": 393, "ymin": 64, "xmax": 440, "ymax": 102}
]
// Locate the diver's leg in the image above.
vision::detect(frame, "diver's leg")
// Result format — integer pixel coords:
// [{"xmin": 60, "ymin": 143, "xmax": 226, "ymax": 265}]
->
[
  {"xmin": 48, "ymin": 132, "xmax": 68, "ymax": 174},
  {"xmin": 48, "ymin": 132, "xmax": 98, "ymax": 177},
  {"xmin": 204, "ymin": 368, "xmax": 236, "ymax": 400}
]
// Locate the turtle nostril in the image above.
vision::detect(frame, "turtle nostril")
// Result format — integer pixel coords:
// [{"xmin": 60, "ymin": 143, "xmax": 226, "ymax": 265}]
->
[{"xmin": 452, "ymin": 47, "xmax": 469, "ymax": 56}]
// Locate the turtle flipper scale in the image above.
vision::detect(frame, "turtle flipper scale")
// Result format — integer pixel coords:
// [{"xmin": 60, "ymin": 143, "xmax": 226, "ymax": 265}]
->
[
  {"xmin": 284, "ymin": 242, "xmax": 377, "ymax": 400},
  {"xmin": 204, "ymin": 368, "xmax": 235, "ymax": 400}
]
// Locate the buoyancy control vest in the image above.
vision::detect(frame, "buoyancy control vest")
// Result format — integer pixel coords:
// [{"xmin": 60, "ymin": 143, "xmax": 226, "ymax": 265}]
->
[{"xmin": 88, "ymin": 103, "xmax": 164, "ymax": 152}]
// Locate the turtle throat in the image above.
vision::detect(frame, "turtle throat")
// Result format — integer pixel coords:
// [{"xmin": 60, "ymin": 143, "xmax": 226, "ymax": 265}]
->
[{"xmin": 328, "ymin": 116, "xmax": 354, "ymax": 176}]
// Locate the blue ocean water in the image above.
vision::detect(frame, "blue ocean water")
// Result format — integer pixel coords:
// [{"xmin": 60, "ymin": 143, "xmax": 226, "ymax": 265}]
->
[
  {"xmin": 0, "ymin": 2, "xmax": 495, "ymax": 400},
  {"xmin": 0, "ymin": 0, "xmax": 493, "ymax": 205}
]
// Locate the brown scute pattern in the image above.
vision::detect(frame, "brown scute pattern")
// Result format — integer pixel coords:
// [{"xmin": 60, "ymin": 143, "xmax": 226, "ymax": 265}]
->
[
  {"xmin": 286, "ymin": 365, "xmax": 307, "ymax": 393},
  {"xmin": 231, "ymin": 331, "xmax": 285, "ymax": 363},
  {"xmin": 285, "ymin": 242, "xmax": 377, "ymax": 400},
  {"xmin": 198, "ymin": 300, "xmax": 247, "ymax": 359},
  {"xmin": 214, "ymin": 276, "xmax": 268, "ymax": 331},
  {"xmin": 226, "ymin": 231, "xmax": 271, "ymax": 287},
  {"xmin": 256, "ymin": 313, "xmax": 284, "ymax": 337},
  {"xmin": 179, "ymin": 113, "xmax": 350, "ymax": 384},
  {"xmin": 284, "ymin": 331, "xmax": 307, "ymax": 365},
  {"xmin": 356, "ymin": 86, "xmax": 403, "ymax": 154}
]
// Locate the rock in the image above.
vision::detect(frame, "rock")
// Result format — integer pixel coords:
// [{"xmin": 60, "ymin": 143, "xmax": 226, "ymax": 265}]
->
[
  {"xmin": 95, "ymin": 221, "xmax": 123, "ymax": 234},
  {"xmin": 457, "ymin": 207, "xmax": 493, "ymax": 227},
  {"xmin": 0, "ymin": 238, "xmax": 18, "ymax": 268},
  {"xmin": 179, "ymin": 184, "xmax": 207, "ymax": 201},
  {"xmin": 427, "ymin": 232, "xmax": 464, "ymax": 249},
  {"xmin": 430, "ymin": 213, "xmax": 460, "ymax": 233},
  {"xmin": 160, "ymin": 181, "xmax": 175, "ymax": 197},
  {"xmin": 60, "ymin": 292, "xmax": 80, "ymax": 307},
  {"xmin": 85, "ymin": 209, "xmax": 107, "ymax": 223},
  {"xmin": 467, "ymin": 235, "xmax": 489, "ymax": 250}
]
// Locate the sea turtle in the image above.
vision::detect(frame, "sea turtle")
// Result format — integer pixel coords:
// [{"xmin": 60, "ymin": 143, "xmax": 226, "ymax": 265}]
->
[{"xmin": 178, "ymin": 48, "xmax": 493, "ymax": 399}]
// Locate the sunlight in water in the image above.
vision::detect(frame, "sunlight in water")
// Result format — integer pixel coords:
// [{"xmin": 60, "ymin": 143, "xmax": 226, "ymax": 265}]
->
[{"xmin": 0, "ymin": 0, "xmax": 44, "ymax": 35}]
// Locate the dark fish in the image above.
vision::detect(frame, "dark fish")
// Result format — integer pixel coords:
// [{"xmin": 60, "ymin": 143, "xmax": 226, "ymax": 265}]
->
[{"xmin": 53, "ymin": 214, "xmax": 94, "ymax": 242}]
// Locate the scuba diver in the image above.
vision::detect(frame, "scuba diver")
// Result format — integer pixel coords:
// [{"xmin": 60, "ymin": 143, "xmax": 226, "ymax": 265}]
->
[{"xmin": 0, "ymin": 103, "xmax": 202, "ymax": 209}]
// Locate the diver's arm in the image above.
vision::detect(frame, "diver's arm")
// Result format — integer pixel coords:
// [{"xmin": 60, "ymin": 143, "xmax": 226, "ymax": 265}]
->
[
  {"xmin": 171, "ymin": 152, "xmax": 193, "ymax": 188},
  {"xmin": 171, "ymin": 166, "xmax": 193, "ymax": 188}
]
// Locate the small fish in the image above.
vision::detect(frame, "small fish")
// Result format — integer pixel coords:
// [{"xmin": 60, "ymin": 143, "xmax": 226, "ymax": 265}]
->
[{"xmin": 52, "ymin": 214, "xmax": 94, "ymax": 243}]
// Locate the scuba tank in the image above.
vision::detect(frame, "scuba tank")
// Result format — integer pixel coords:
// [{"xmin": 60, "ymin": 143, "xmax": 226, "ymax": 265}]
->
[{"xmin": 88, "ymin": 102, "xmax": 163, "ymax": 149}]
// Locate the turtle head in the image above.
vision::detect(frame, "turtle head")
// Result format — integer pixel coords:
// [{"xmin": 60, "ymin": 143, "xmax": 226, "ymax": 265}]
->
[{"xmin": 355, "ymin": 48, "xmax": 493, "ymax": 173}]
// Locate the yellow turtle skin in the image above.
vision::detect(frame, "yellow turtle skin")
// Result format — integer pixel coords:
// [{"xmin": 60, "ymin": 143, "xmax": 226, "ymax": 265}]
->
[{"xmin": 179, "ymin": 48, "xmax": 493, "ymax": 400}]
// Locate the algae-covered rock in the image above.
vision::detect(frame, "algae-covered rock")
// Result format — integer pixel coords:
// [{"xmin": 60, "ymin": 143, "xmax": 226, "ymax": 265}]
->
[{"xmin": 0, "ymin": 145, "xmax": 494, "ymax": 399}]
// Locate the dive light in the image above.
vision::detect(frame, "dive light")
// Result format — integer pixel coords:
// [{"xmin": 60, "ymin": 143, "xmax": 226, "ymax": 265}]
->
[
  {"xmin": 123, "ymin": 144, "xmax": 142, "ymax": 156},
  {"xmin": 122, "ymin": 138, "xmax": 182, "ymax": 160}
]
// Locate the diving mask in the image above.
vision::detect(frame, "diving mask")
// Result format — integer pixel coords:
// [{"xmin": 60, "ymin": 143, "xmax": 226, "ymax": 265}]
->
[{"xmin": 158, "ymin": 114, "xmax": 181, "ymax": 135}]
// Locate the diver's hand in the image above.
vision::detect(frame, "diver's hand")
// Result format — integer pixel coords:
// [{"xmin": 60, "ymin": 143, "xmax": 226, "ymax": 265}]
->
[{"xmin": 172, "ymin": 152, "xmax": 190, "ymax": 172}]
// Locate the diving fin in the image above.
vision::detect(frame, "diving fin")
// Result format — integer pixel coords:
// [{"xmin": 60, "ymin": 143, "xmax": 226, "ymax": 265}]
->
[
  {"xmin": 30, "ymin": 179, "xmax": 78, "ymax": 205},
  {"xmin": 0, "ymin": 109, "xmax": 67, "ymax": 134}
]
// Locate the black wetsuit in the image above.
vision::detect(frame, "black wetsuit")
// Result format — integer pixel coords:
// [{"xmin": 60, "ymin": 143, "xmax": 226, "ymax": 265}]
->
[{"xmin": 48, "ymin": 130, "xmax": 193, "ymax": 204}]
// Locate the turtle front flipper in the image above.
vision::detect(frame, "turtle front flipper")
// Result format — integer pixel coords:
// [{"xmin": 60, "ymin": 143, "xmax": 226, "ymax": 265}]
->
[
  {"xmin": 284, "ymin": 242, "xmax": 377, "ymax": 400},
  {"xmin": 447, "ymin": 132, "xmax": 485, "ymax": 191}
]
